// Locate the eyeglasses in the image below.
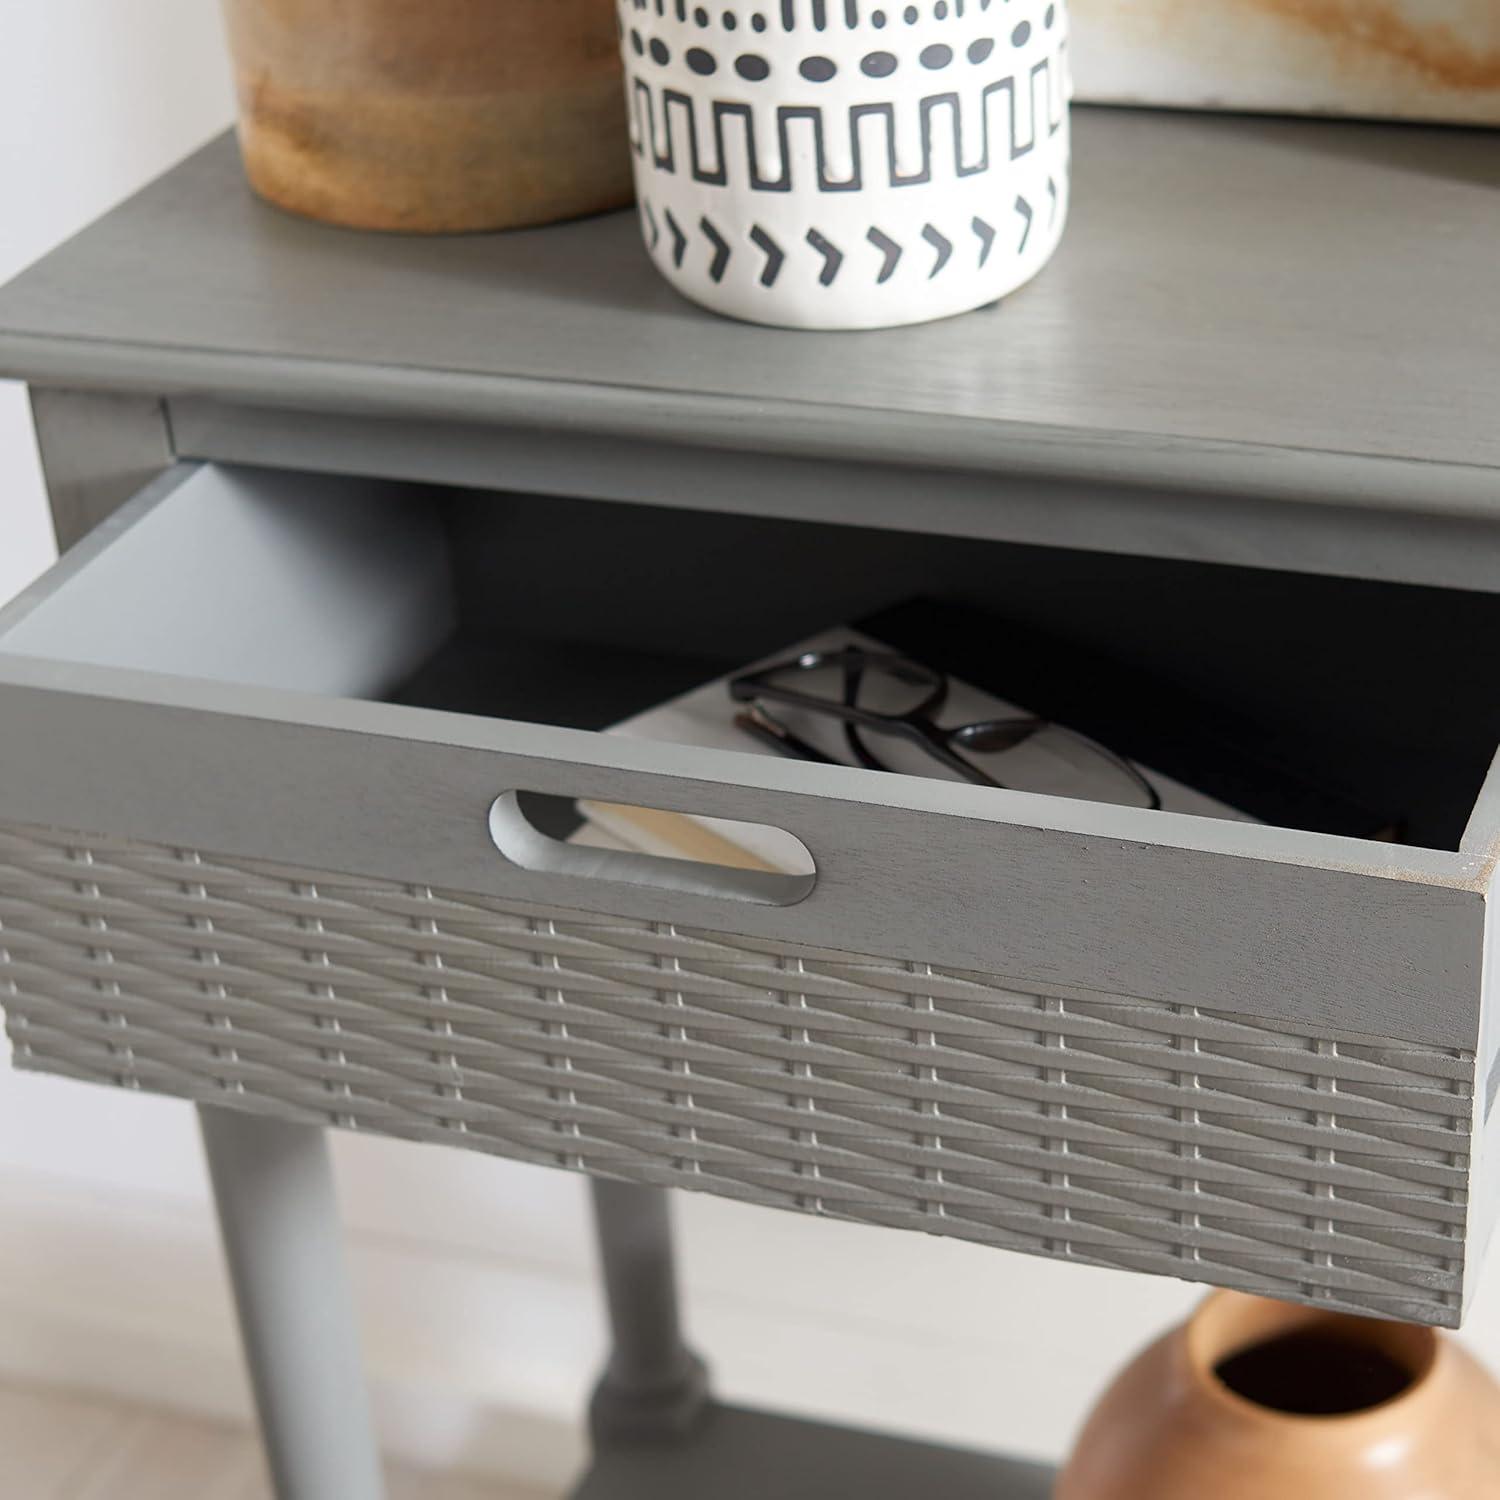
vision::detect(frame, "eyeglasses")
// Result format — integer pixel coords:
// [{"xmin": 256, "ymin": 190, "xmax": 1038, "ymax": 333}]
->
[{"xmin": 728, "ymin": 645, "xmax": 1162, "ymax": 810}]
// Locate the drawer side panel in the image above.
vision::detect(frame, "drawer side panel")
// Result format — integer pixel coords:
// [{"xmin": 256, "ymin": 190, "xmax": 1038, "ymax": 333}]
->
[{"xmin": 0, "ymin": 823, "xmax": 1472, "ymax": 1325}]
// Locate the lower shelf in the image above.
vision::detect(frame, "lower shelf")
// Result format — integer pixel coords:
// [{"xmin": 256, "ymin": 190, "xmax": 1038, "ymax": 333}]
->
[{"xmin": 571, "ymin": 1403, "xmax": 1056, "ymax": 1500}]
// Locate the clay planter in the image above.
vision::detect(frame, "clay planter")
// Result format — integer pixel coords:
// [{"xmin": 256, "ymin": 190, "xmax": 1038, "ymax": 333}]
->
[
  {"xmin": 221, "ymin": 0, "xmax": 634, "ymax": 232},
  {"xmin": 1057, "ymin": 1291, "xmax": 1500, "ymax": 1500}
]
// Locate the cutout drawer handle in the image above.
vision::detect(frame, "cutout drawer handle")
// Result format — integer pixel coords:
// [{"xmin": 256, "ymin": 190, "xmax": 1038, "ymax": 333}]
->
[{"xmin": 487, "ymin": 792, "xmax": 816, "ymax": 907}]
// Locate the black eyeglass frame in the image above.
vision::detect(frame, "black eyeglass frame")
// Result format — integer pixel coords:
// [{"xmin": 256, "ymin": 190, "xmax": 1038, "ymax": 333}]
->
[{"xmin": 728, "ymin": 645, "xmax": 1162, "ymax": 810}]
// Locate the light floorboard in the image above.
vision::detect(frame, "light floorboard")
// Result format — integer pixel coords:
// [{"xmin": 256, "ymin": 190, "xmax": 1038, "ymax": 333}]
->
[{"xmin": 0, "ymin": 1379, "xmax": 556, "ymax": 1499}]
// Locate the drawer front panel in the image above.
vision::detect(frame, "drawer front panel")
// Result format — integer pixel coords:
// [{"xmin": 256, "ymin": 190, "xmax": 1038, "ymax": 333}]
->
[
  {"xmin": 0, "ymin": 822, "xmax": 1472, "ymax": 1326},
  {"xmin": 0, "ymin": 672, "xmax": 1484, "ymax": 1054}
]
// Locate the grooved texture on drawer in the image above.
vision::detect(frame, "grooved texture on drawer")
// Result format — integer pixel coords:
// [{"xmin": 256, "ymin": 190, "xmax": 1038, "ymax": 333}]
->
[{"xmin": 0, "ymin": 824, "xmax": 1473, "ymax": 1325}]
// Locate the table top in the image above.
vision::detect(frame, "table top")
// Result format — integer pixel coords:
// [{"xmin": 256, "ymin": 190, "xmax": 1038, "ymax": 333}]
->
[{"xmin": 2, "ymin": 107, "xmax": 1498, "ymax": 522}]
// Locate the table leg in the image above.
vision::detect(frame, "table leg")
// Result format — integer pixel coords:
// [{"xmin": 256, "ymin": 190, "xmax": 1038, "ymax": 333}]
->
[
  {"xmin": 199, "ymin": 1105, "xmax": 385, "ymax": 1500},
  {"xmin": 588, "ymin": 1178, "xmax": 709, "ymax": 1443}
]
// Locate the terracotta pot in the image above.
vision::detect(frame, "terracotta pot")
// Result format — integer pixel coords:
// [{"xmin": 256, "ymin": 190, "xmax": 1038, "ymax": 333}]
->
[
  {"xmin": 221, "ymin": 0, "xmax": 633, "ymax": 232},
  {"xmin": 1056, "ymin": 1292, "xmax": 1500, "ymax": 1500}
]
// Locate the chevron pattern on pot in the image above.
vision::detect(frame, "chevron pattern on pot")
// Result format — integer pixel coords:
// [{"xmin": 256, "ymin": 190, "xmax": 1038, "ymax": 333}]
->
[{"xmin": 641, "ymin": 189, "xmax": 1053, "ymax": 288}]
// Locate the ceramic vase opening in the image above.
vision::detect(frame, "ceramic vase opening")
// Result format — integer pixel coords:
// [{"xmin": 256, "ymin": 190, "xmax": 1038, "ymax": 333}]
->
[
  {"xmin": 1056, "ymin": 1291, "xmax": 1500, "ymax": 1500},
  {"xmin": 1195, "ymin": 1296, "xmax": 1435, "ymax": 1419}
]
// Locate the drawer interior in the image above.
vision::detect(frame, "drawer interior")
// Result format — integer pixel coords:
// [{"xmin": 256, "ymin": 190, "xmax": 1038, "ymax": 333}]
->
[
  {"xmin": 426, "ymin": 484, "xmax": 1500, "ymax": 853},
  {"xmin": 5, "ymin": 463, "xmax": 1498, "ymax": 853}
]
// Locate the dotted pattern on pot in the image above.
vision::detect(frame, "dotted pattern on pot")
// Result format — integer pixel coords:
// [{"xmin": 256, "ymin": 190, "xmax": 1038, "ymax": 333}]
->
[{"xmin": 622, "ymin": 0, "xmax": 1063, "ymax": 85}]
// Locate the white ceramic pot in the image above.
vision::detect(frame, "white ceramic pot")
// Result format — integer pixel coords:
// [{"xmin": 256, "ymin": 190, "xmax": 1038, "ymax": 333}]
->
[{"xmin": 618, "ymin": 0, "xmax": 1071, "ymax": 330}]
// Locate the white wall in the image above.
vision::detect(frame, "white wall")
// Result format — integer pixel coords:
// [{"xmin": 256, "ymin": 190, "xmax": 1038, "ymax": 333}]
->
[{"xmin": 2, "ymin": 6, "xmax": 1498, "ymax": 1492}]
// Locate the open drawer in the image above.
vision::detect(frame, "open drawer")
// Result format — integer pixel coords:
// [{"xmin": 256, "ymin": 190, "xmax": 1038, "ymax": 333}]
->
[{"xmin": 1, "ymin": 463, "xmax": 1497, "ymax": 1326}]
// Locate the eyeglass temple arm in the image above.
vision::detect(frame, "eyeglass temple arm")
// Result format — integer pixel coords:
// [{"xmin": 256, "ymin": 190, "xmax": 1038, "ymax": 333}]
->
[{"xmin": 732, "ymin": 710, "xmax": 844, "ymax": 767}]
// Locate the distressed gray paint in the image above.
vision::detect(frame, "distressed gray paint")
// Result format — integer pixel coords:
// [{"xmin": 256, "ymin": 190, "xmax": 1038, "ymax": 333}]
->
[
  {"xmin": 30, "ymin": 389, "xmax": 173, "ymax": 552},
  {"xmin": 0, "ymin": 114, "xmax": 1498, "ymax": 573},
  {"xmin": 1464, "ymin": 772, "xmax": 1500, "ymax": 1313},
  {"xmin": 167, "ymin": 399, "xmax": 1500, "ymax": 595},
  {"xmin": 589, "ymin": 1181, "xmax": 709, "ymax": 1441},
  {"xmin": 0, "ymin": 464, "xmax": 454, "ymax": 699},
  {"xmin": 0, "ymin": 464, "xmax": 1488, "ymax": 1050},
  {"xmin": 198, "ymin": 1108, "xmax": 385, "ymax": 1500},
  {"xmin": 575, "ymin": 1404, "xmax": 1054, "ymax": 1499},
  {"xmin": 1, "ymin": 823, "xmax": 1474, "ymax": 1325},
  {"xmin": 1461, "ymin": 752, "xmax": 1500, "ymax": 859},
  {"xmin": 0, "ymin": 100, "xmax": 1496, "ymax": 1355},
  {"xmin": 0, "ymin": 674, "xmax": 1487, "ymax": 1051}
]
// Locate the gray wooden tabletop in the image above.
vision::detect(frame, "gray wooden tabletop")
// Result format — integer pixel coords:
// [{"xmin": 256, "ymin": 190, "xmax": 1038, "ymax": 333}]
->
[{"xmin": 1, "ymin": 107, "xmax": 1497, "ymax": 521}]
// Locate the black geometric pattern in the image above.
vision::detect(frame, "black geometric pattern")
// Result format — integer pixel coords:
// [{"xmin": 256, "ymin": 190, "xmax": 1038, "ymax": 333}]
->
[
  {"xmin": 643, "ymin": 197, "xmax": 1050, "ymax": 289},
  {"xmin": 750, "ymin": 224, "xmax": 786, "ymax": 284},
  {"xmin": 806, "ymin": 227, "xmax": 845, "ymax": 285},
  {"xmin": 628, "ymin": 57, "xmax": 1066, "ymax": 194},
  {"xmin": 972, "ymin": 213, "xmax": 995, "ymax": 265},
  {"xmin": 665, "ymin": 207, "xmax": 689, "ymax": 266},
  {"xmin": 867, "ymin": 226, "xmax": 902, "ymax": 282},
  {"xmin": 701, "ymin": 216, "xmax": 732, "ymax": 280},
  {"xmin": 921, "ymin": 223, "xmax": 952, "ymax": 277},
  {"xmin": 624, "ymin": 0, "xmax": 1057, "ymax": 40}
]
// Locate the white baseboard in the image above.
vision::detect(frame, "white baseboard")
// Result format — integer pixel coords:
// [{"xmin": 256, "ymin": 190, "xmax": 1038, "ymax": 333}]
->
[{"xmin": 0, "ymin": 1167, "xmax": 593, "ymax": 1489}]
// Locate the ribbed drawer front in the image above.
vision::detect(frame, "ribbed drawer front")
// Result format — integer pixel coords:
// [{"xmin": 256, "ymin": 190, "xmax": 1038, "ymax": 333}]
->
[{"xmin": 0, "ymin": 822, "xmax": 1471, "ymax": 1326}]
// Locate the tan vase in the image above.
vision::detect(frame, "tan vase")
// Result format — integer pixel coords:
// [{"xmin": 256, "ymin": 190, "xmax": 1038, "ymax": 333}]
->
[
  {"xmin": 1057, "ymin": 1292, "xmax": 1500, "ymax": 1500},
  {"xmin": 220, "ymin": 0, "xmax": 633, "ymax": 232}
]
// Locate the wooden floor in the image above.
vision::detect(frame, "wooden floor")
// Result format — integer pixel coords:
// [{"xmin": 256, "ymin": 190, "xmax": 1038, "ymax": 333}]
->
[{"xmin": 0, "ymin": 1379, "xmax": 554, "ymax": 1499}]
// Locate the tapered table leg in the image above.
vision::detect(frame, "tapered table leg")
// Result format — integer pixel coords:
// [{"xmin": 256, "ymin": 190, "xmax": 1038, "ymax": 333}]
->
[
  {"xmin": 199, "ymin": 1106, "xmax": 385, "ymax": 1500},
  {"xmin": 589, "ymin": 1179, "xmax": 709, "ymax": 1443}
]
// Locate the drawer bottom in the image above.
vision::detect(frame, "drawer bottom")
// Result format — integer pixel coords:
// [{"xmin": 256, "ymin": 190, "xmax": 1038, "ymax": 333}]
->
[{"xmin": 0, "ymin": 822, "xmax": 1471, "ymax": 1325}]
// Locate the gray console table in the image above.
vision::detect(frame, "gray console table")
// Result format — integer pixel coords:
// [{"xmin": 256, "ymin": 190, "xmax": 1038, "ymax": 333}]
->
[{"xmin": 1, "ymin": 106, "xmax": 1498, "ymax": 1499}]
